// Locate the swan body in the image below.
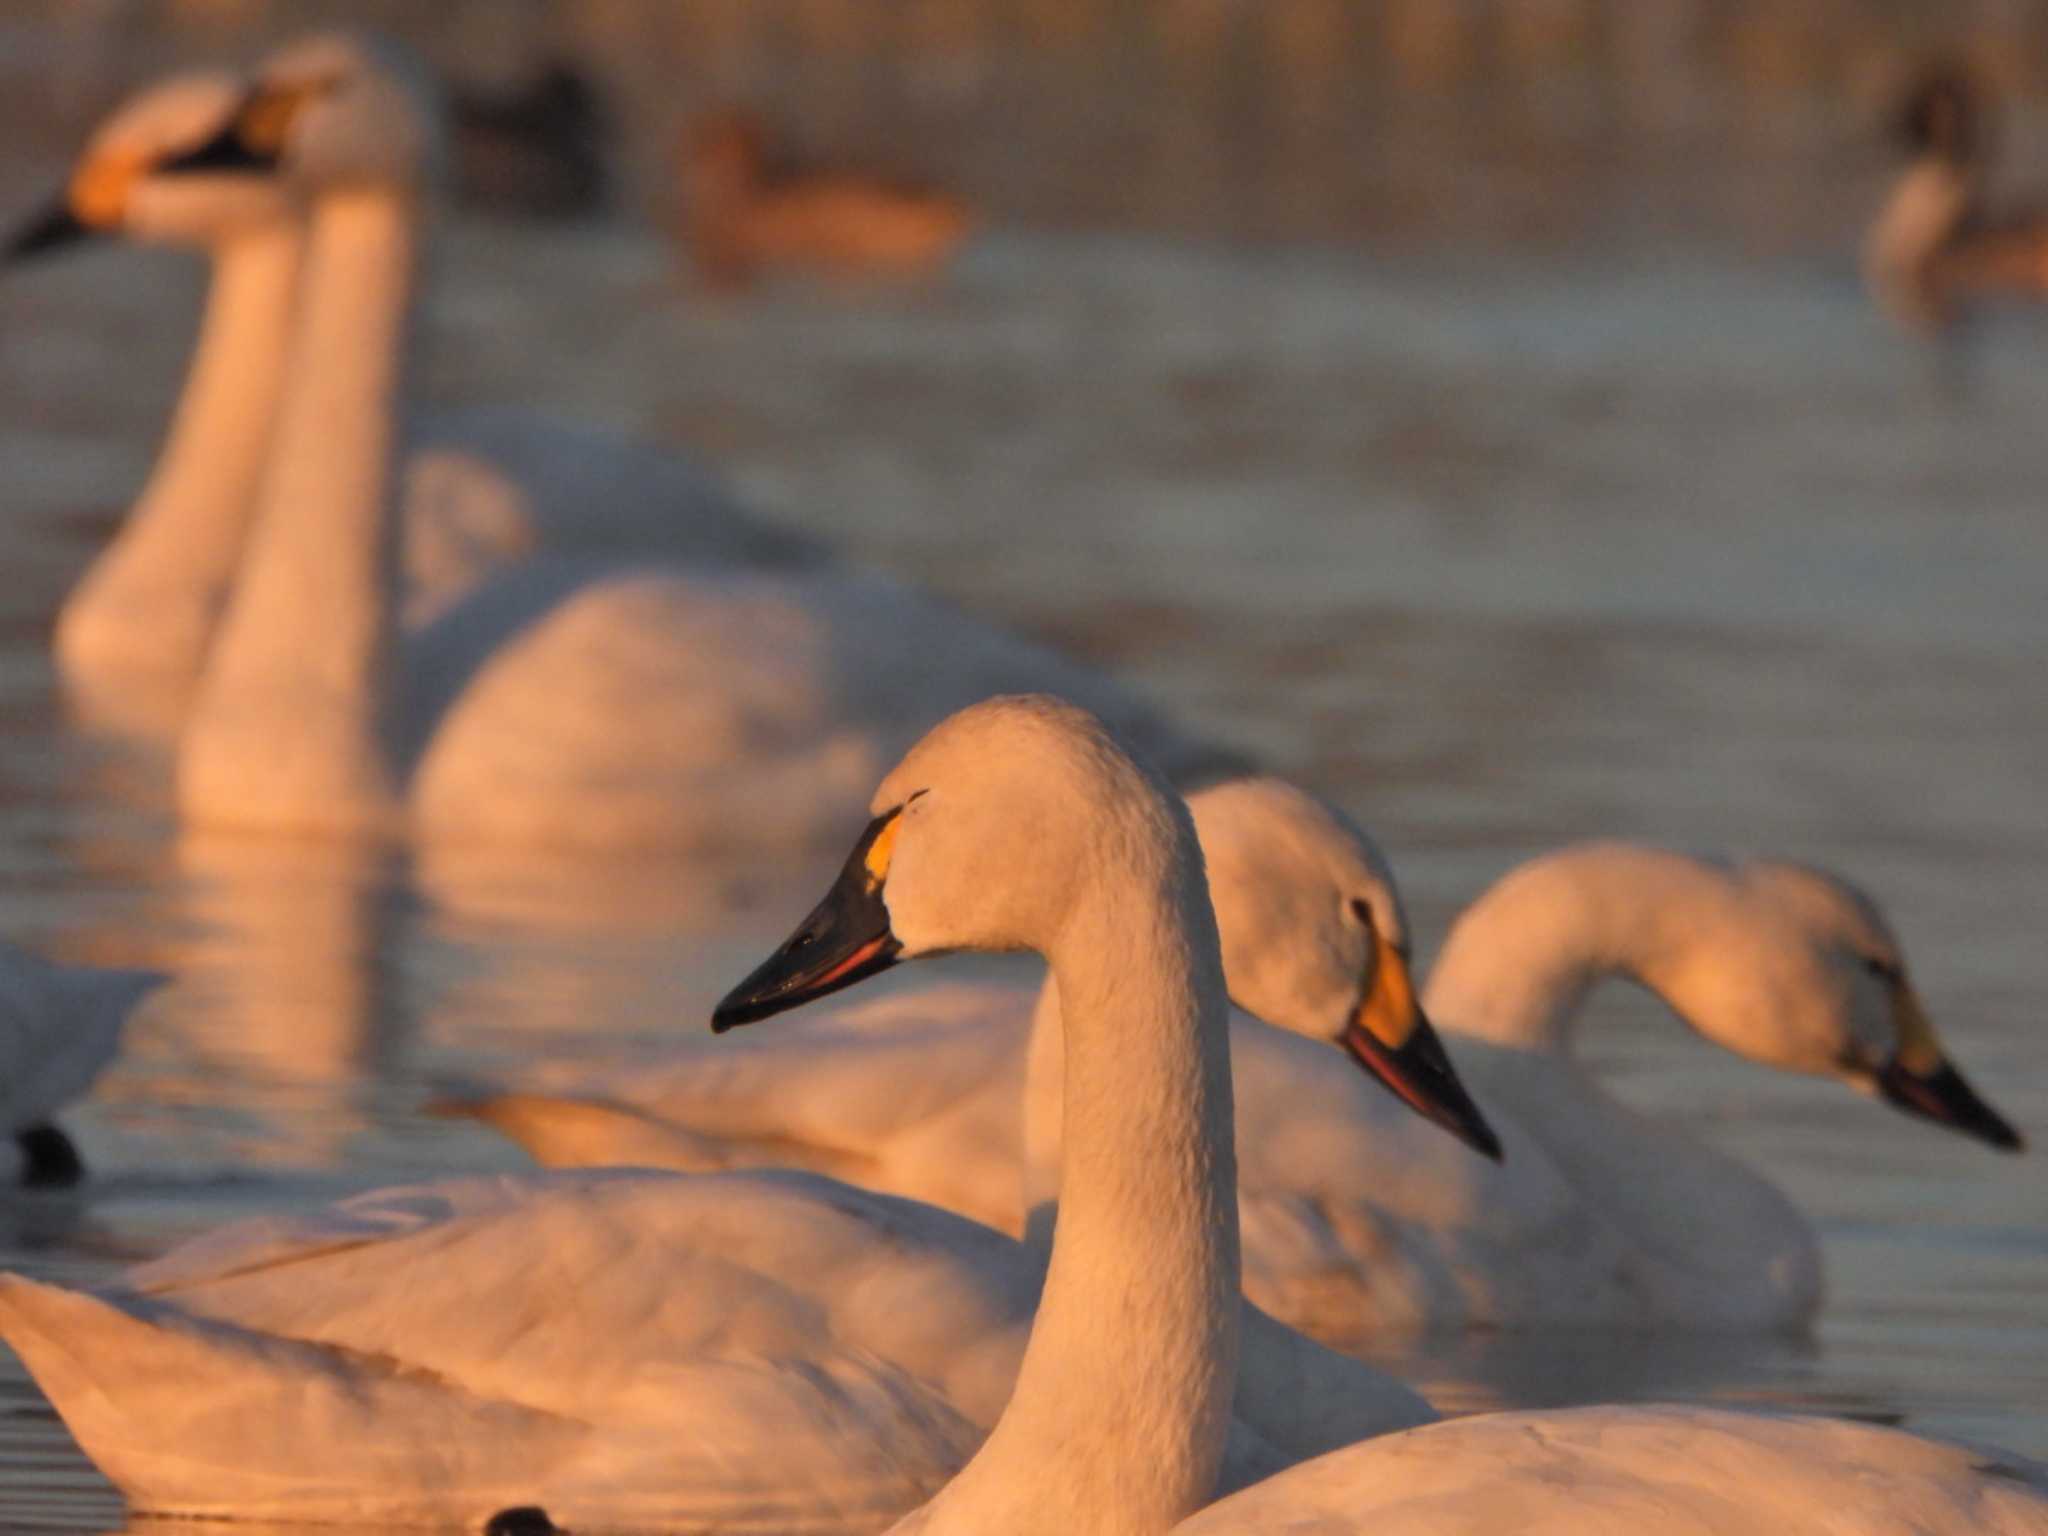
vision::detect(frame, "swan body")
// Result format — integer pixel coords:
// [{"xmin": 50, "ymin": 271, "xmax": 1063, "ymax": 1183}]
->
[
  {"xmin": 153, "ymin": 36, "xmax": 1206, "ymax": 847},
  {"xmin": 8, "ymin": 61, "xmax": 814, "ymax": 735},
  {"xmin": 0, "ymin": 699, "xmax": 1438, "ymax": 1530},
  {"xmin": 0, "ymin": 945, "xmax": 163, "ymax": 1187}
]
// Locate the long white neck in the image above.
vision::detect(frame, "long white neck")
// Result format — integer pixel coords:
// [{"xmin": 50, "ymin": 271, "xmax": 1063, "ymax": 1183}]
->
[
  {"xmin": 55, "ymin": 223, "xmax": 303, "ymax": 706},
  {"xmin": 1424, "ymin": 844, "xmax": 1818, "ymax": 1311},
  {"xmin": 1864, "ymin": 158, "xmax": 1975, "ymax": 330},
  {"xmin": 901, "ymin": 832, "xmax": 1240, "ymax": 1535},
  {"xmin": 1423, "ymin": 843, "xmax": 1748, "ymax": 1056},
  {"xmin": 178, "ymin": 189, "xmax": 413, "ymax": 836}
]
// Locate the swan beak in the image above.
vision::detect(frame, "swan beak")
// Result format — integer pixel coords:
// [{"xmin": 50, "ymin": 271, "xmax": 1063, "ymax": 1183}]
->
[
  {"xmin": 1341, "ymin": 932, "xmax": 1503, "ymax": 1162},
  {"xmin": 3, "ymin": 199, "xmax": 90, "ymax": 263},
  {"xmin": 1877, "ymin": 986, "xmax": 2023, "ymax": 1151},
  {"xmin": 156, "ymin": 112, "xmax": 281, "ymax": 178},
  {"xmin": 712, "ymin": 810, "xmax": 904, "ymax": 1031}
]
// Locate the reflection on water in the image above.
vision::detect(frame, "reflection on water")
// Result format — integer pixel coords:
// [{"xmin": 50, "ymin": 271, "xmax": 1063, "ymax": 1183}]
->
[{"xmin": 3, "ymin": 101, "xmax": 2048, "ymax": 1536}]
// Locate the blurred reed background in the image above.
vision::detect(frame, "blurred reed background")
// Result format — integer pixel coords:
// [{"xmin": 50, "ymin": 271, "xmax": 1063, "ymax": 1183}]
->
[{"xmin": 5, "ymin": 0, "xmax": 2046, "ymax": 249}]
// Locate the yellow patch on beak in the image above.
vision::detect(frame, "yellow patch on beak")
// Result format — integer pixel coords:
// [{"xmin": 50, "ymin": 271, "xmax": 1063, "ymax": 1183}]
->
[
  {"xmin": 1353, "ymin": 929, "xmax": 1420, "ymax": 1051},
  {"xmin": 862, "ymin": 810, "xmax": 901, "ymax": 886},
  {"xmin": 67, "ymin": 150, "xmax": 145, "ymax": 228},
  {"xmin": 1892, "ymin": 983, "xmax": 1945, "ymax": 1077}
]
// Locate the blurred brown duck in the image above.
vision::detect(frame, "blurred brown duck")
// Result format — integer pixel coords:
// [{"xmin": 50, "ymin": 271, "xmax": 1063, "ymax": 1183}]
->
[
  {"xmin": 1865, "ymin": 66, "xmax": 2048, "ymax": 335},
  {"xmin": 679, "ymin": 110, "xmax": 972, "ymax": 289}
]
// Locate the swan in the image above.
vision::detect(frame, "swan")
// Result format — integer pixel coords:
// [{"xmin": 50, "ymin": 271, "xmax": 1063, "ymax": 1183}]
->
[
  {"xmin": 438, "ymin": 774, "xmax": 1476, "ymax": 1239},
  {"xmin": 1085, "ymin": 836, "xmax": 2025, "ymax": 1339},
  {"xmin": 0, "ymin": 698, "xmax": 1478, "ymax": 1531},
  {"xmin": 4, "ymin": 53, "xmax": 814, "ymax": 735},
  {"xmin": 135, "ymin": 34, "xmax": 1209, "ymax": 847},
  {"xmin": 0, "ymin": 943, "xmax": 164, "ymax": 1187},
  {"xmin": 682, "ymin": 695, "xmax": 2048, "ymax": 1535},
  {"xmin": 441, "ymin": 777, "xmax": 2024, "ymax": 1336},
  {"xmin": 1866, "ymin": 65, "xmax": 2048, "ymax": 337}
]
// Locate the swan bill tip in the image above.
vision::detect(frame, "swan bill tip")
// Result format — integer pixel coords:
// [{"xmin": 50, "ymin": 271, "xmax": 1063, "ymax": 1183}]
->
[
  {"xmin": 4, "ymin": 200, "xmax": 90, "ymax": 264},
  {"xmin": 1879, "ymin": 1055, "xmax": 2025, "ymax": 1153},
  {"xmin": 1341, "ymin": 1015, "xmax": 1504, "ymax": 1164}
]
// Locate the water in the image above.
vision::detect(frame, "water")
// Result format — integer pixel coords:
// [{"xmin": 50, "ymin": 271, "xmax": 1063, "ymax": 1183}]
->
[{"xmin": 3, "ymin": 135, "xmax": 2048, "ymax": 1536}]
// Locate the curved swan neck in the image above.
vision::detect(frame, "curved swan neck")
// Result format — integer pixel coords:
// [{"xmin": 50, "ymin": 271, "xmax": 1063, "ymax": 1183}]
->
[
  {"xmin": 1865, "ymin": 159, "xmax": 1975, "ymax": 325},
  {"xmin": 1424, "ymin": 844, "xmax": 1740, "ymax": 1054},
  {"xmin": 909, "ymin": 821, "xmax": 1239, "ymax": 1535},
  {"xmin": 55, "ymin": 223, "xmax": 303, "ymax": 688},
  {"xmin": 179, "ymin": 189, "xmax": 415, "ymax": 833}
]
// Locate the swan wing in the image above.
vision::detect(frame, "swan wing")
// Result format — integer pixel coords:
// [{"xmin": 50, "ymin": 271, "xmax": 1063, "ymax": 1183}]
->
[{"xmin": 6, "ymin": 1168, "xmax": 1041, "ymax": 1531}]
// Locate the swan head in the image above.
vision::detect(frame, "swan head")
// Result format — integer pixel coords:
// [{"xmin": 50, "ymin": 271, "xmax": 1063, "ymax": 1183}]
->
[
  {"xmin": 1190, "ymin": 778, "xmax": 1500, "ymax": 1160},
  {"xmin": 713, "ymin": 696, "xmax": 1199, "ymax": 1026},
  {"xmin": 4, "ymin": 72, "xmax": 294, "ymax": 262},
  {"xmin": 153, "ymin": 33, "xmax": 444, "ymax": 205},
  {"xmin": 1699, "ymin": 861, "xmax": 2021, "ymax": 1153},
  {"xmin": 1895, "ymin": 64, "xmax": 1989, "ymax": 168}
]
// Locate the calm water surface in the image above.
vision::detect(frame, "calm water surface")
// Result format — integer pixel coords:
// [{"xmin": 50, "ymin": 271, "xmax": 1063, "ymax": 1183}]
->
[{"xmin": 0, "ymin": 204, "xmax": 2045, "ymax": 1530}]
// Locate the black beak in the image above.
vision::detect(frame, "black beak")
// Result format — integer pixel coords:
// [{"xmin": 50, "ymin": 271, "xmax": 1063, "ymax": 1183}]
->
[
  {"xmin": 1879, "ymin": 1054, "xmax": 2024, "ymax": 1152},
  {"xmin": 4, "ymin": 199, "xmax": 90, "ymax": 263},
  {"xmin": 158, "ymin": 115, "xmax": 278, "ymax": 178},
  {"xmin": 712, "ymin": 812, "xmax": 903, "ymax": 1031},
  {"xmin": 1341, "ymin": 1007, "xmax": 1504, "ymax": 1163}
]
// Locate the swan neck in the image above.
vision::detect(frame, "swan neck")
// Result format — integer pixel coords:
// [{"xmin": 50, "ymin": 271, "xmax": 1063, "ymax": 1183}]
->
[
  {"xmin": 1425, "ymin": 846, "xmax": 1725, "ymax": 1054},
  {"xmin": 179, "ymin": 190, "xmax": 414, "ymax": 833},
  {"xmin": 55, "ymin": 223, "xmax": 303, "ymax": 685},
  {"xmin": 919, "ymin": 835, "xmax": 1239, "ymax": 1534},
  {"xmin": 1865, "ymin": 160, "xmax": 1973, "ymax": 292}
]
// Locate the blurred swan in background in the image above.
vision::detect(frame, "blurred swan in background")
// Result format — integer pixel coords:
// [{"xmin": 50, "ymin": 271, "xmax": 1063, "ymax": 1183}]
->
[
  {"xmin": 134, "ymin": 34, "xmax": 1209, "ymax": 848},
  {"xmin": 5, "ymin": 61, "xmax": 813, "ymax": 739},
  {"xmin": 1866, "ymin": 64, "xmax": 2048, "ymax": 338},
  {"xmin": 680, "ymin": 108, "xmax": 973, "ymax": 290},
  {"xmin": 0, "ymin": 943, "xmax": 163, "ymax": 1187},
  {"xmin": 0, "ymin": 699, "xmax": 1464, "ymax": 1532},
  {"xmin": 452, "ymin": 788, "xmax": 2023, "ymax": 1339}
]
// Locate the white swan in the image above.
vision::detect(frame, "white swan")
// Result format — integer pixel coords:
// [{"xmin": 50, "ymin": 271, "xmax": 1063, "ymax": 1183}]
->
[
  {"xmin": 5, "ymin": 54, "xmax": 812, "ymax": 737},
  {"xmin": 0, "ymin": 943, "xmax": 163, "ymax": 1187},
  {"xmin": 139, "ymin": 35, "xmax": 1207, "ymax": 848},
  {"xmin": 441, "ymin": 780, "xmax": 2024, "ymax": 1336},
  {"xmin": 0, "ymin": 698, "xmax": 1451, "ymax": 1531},
  {"xmin": 1088, "ymin": 836, "xmax": 2024, "ymax": 1339}
]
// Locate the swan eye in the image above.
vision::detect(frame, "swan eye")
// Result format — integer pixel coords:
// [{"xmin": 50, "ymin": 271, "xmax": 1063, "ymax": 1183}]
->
[
  {"xmin": 1861, "ymin": 955, "xmax": 1904, "ymax": 985},
  {"xmin": 1347, "ymin": 897, "xmax": 1376, "ymax": 933}
]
